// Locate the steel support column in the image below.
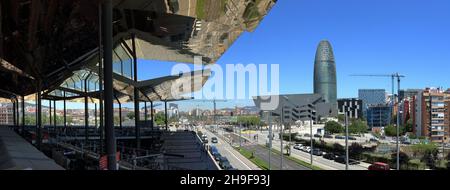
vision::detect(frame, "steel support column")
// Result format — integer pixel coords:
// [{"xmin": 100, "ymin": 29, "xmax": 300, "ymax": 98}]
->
[
  {"xmin": 144, "ymin": 102, "xmax": 148, "ymax": 122},
  {"xmin": 53, "ymin": 100, "xmax": 56, "ymax": 126},
  {"xmin": 49, "ymin": 100, "xmax": 52, "ymax": 126},
  {"xmin": 98, "ymin": 2, "xmax": 104, "ymax": 155},
  {"xmin": 15, "ymin": 98, "xmax": 19, "ymax": 127},
  {"xmin": 85, "ymin": 79, "xmax": 89, "ymax": 143},
  {"xmin": 63, "ymin": 91, "xmax": 66, "ymax": 128},
  {"xmin": 102, "ymin": 0, "xmax": 117, "ymax": 170},
  {"xmin": 118, "ymin": 100, "xmax": 122, "ymax": 129},
  {"xmin": 150, "ymin": 101, "xmax": 154, "ymax": 130},
  {"xmin": 95, "ymin": 103, "xmax": 98, "ymax": 127},
  {"xmin": 165, "ymin": 101, "xmax": 168, "ymax": 131},
  {"xmin": 36, "ymin": 81, "xmax": 42, "ymax": 150},
  {"xmin": 132, "ymin": 33, "xmax": 141, "ymax": 149},
  {"xmin": 12, "ymin": 100, "xmax": 16, "ymax": 126},
  {"xmin": 21, "ymin": 96, "xmax": 25, "ymax": 135}
]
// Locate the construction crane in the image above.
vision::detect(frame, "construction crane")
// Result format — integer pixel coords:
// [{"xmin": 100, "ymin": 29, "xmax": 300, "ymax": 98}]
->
[
  {"xmin": 350, "ymin": 73, "xmax": 405, "ymax": 171},
  {"xmin": 350, "ymin": 73, "xmax": 405, "ymax": 105}
]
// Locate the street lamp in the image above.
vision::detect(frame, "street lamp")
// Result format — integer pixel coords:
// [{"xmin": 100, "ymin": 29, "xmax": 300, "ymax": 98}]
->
[
  {"xmin": 293, "ymin": 103, "xmax": 315, "ymax": 166},
  {"xmin": 265, "ymin": 111, "xmax": 272, "ymax": 170},
  {"xmin": 344, "ymin": 106, "xmax": 350, "ymax": 170}
]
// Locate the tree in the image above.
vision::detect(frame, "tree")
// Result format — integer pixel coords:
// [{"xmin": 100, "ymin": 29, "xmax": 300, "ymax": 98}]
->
[
  {"xmin": 447, "ymin": 152, "xmax": 450, "ymax": 169},
  {"xmin": 384, "ymin": 125, "xmax": 397, "ymax": 137},
  {"xmin": 391, "ymin": 151, "xmax": 409, "ymax": 169},
  {"xmin": 349, "ymin": 143, "xmax": 364, "ymax": 159},
  {"xmin": 284, "ymin": 144, "xmax": 291, "ymax": 156},
  {"xmin": 324, "ymin": 121, "xmax": 344, "ymax": 134},
  {"xmin": 337, "ymin": 114, "xmax": 345, "ymax": 123},
  {"xmin": 348, "ymin": 119, "xmax": 368, "ymax": 134},
  {"xmin": 421, "ymin": 148, "xmax": 438, "ymax": 169},
  {"xmin": 333, "ymin": 143, "xmax": 344, "ymax": 152},
  {"xmin": 126, "ymin": 112, "xmax": 135, "ymax": 120},
  {"xmin": 404, "ymin": 118, "xmax": 413, "ymax": 133},
  {"xmin": 154, "ymin": 112, "xmax": 166, "ymax": 126}
]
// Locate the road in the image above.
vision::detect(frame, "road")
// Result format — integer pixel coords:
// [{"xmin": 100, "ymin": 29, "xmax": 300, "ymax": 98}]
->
[
  {"xmin": 201, "ymin": 128, "xmax": 260, "ymax": 170},
  {"xmin": 178, "ymin": 0, "xmax": 196, "ymax": 17},
  {"xmin": 253, "ymin": 130, "xmax": 369, "ymax": 170},
  {"xmin": 218, "ymin": 127, "xmax": 369, "ymax": 170},
  {"xmin": 223, "ymin": 131, "xmax": 310, "ymax": 170}
]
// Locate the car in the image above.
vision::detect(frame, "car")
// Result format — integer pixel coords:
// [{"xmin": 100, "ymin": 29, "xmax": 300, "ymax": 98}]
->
[
  {"xmin": 202, "ymin": 137, "xmax": 209, "ymax": 143},
  {"xmin": 334, "ymin": 155, "xmax": 346, "ymax": 164},
  {"xmin": 304, "ymin": 134, "xmax": 311, "ymax": 137},
  {"xmin": 303, "ymin": 146, "xmax": 311, "ymax": 153},
  {"xmin": 293, "ymin": 144, "xmax": 303, "ymax": 150},
  {"xmin": 323, "ymin": 153, "xmax": 337, "ymax": 160},
  {"xmin": 312, "ymin": 149, "xmax": 323, "ymax": 156},
  {"xmin": 210, "ymin": 150, "xmax": 221, "ymax": 161},
  {"xmin": 324, "ymin": 135, "xmax": 333, "ymax": 139},
  {"xmin": 335, "ymin": 136, "xmax": 345, "ymax": 140},
  {"xmin": 168, "ymin": 0, "xmax": 180, "ymax": 13},
  {"xmin": 314, "ymin": 134, "xmax": 322, "ymax": 138},
  {"xmin": 214, "ymin": 153, "xmax": 222, "ymax": 161},
  {"xmin": 368, "ymin": 162, "xmax": 390, "ymax": 170},
  {"xmin": 334, "ymin": 155, "xmax": 360, "ymax": 165},
  {"xmin": 348, "ymin": 136, "xmax": 357, "ymax": 140},
  {"xmin": 369, "ymin": 138, "xmax": 379, "ymax": 143},
  {"xmin": 211, "ymin": 137, "xmax": 218, "ymax": 143},
  {"xmin": 218, "ymin": 157, "xmax": 233, "ymax": 170}
]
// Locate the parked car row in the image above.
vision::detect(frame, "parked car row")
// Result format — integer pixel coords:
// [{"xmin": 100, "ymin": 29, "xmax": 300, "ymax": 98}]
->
[
  {"xmin": 293, "ymin": 143, "xmax": 363, "ymax": 166},
  {"xmin": 293, "ymin": 143, "xmax": 312, "ymax": 153},
  {"xmin": 299, "ymin": 134, "xmax": 360, "ymax": 141},
  {"xmin": 209, "ymin": 145, "xmax": 235, "ymax": 170}
]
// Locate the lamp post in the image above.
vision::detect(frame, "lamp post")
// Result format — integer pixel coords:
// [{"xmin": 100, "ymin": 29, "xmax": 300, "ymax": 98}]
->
[
  {"xmin": 396, "ymin": 74, "xmax": 401, "ymax": 170},
  {"xmin": 310, "ymin": 110, "xmax": 313, "ymax": 166},
  {"xmin": 266, "ymin": 111, "xmax": 272, "ymax": 170},
  {"xmin": 280, "ymin": 106, "xmax": 284, "ymax": 170},
  {"xmin": 345, "ymin": 109, "xmax": 349, "ymax": 170}
]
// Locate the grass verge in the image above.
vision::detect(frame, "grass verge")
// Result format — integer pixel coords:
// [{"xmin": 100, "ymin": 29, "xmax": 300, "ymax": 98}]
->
[
  {"xmin": 263, "ymin": 145, "xmax": 323, "ymax": 170},
  {"xmin": 235, "ymin": 147, "xmax": 269, "ymax": 170},
  {"xmin": 196, "ymin": 0, "xmax": 206, "ymax": 19}
]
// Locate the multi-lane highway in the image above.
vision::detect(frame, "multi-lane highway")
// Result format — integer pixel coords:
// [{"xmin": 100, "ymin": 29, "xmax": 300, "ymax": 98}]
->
[
  {"xmin": 200, "ymin": 128, "xmax": 260, "ymax": 170},
  {"xmin": 252, "ymin": 130, "xmax": 369, "ymax": 170}
]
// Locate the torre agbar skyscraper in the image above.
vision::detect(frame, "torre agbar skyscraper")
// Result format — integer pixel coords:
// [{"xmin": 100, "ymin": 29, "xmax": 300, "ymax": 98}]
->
[{"xmin": 314, "ymin": 40, "xmax": 337, "ymax": 106}]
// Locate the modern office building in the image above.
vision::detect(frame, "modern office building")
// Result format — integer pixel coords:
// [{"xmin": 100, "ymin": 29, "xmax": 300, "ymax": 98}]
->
[
  {"xmin": 314, "ymin": 40, "xmax": 337, "ymax": 106},
  {"xmin": 253, "ymin": 93, "xmax": 337, "ymax": 124},
  {"xmin": 399, "ymin": 89, "xmax": 423, "ymax": 101},
  {"xmin": 337, "ymin": 98, "xmax": 363, "ymax": 119},
  {"xmin": 366, "ymin": 104, "xmax": 392, "ymax": 128},
  {"xmin": 358, "ymin": 89, "xmax": 387, "ymax": 117}
]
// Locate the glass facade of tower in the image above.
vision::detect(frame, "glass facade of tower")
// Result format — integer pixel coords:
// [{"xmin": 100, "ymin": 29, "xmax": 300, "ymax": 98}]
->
[{"xmin": 314, "ymin": 40, "xmax": 337, "ymax": 105}]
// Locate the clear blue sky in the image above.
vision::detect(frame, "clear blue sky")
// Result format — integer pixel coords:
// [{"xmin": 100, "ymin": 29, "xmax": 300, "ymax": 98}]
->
[
  {"xmin": 54, "ymin": 0, "xmax": 450, "ymax": 111},
  {"xmin": 136, "ymin": 0, "xmax": 450, "ymax": 111}
]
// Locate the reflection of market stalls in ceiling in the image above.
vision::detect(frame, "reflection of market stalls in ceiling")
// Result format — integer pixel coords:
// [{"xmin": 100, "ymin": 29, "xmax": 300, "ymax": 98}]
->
[{"xmin": 0, "ymin": 0, "xmax": 277, "ymax": 100}]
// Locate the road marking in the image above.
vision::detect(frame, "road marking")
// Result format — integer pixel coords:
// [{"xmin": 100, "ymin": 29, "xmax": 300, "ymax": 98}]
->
[
  {"xmin": 187, "ymin": 0, "xmax": 191, "ymax": 16},
  {"xmin": 205, "ymin": 130, "xmax": 253, "ymax": 170},
  {"xmin": 223, "ymin": 146, "xmax": 252, "ymax": 170}
]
